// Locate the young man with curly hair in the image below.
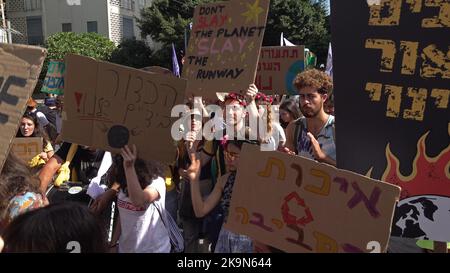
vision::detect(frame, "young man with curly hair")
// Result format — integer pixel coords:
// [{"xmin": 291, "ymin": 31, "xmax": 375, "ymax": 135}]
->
[{"xmin": 284, "ymin": 69, "xmax": 336, "ymax": 166}]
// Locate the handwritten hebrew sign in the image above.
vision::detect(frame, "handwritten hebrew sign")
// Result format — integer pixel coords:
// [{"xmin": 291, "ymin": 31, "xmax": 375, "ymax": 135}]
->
[
  {"xmin": 12, "ymin": 137, "xmax": 43, "ymax": 163},
  {"xmin": 61, "ymin": 54, "xmax": 186, "ymax": 164},
  {"xmin": 183, "ymin": 0, "xmax": 270, "ymax": 99},
  {"xmin": 255, "ymin": 46, "xmax": 305, "ymax": 95},
  {"xmin": 331, "ymin": 0, "xmax": 450, "ymax": 242},
  {"xmin": 225, "ymin": 144, "xmax": 401, "ymax": 253},
  {"xmin": 41, "ymin": 60, "xmax": 65, "ymax": 95},
  {"xmin": 0, "ymin": 43, "xmax": 47, "ymax": 172}
]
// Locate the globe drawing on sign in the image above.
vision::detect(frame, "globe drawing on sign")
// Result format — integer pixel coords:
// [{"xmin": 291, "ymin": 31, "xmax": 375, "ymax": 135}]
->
[
  {"xmin": 391, "ymin": 195, "xmax": 450, "ymax": 242},
  {"xmin": 285, "ymin": 60, "xmax": 305, "ymax": 96}
]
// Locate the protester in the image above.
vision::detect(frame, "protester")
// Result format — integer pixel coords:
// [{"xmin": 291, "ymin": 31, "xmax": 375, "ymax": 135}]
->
[
  {"xmin": 16, "ymin": 112, "xmax": 54, "ymax": 166},
  {"xmin": 25, "ymin": 98, "xmax": 57, "ymax": 143},
  {"xmin": 255, "ymin": 92, "xmax": 286, "ymax": 151},
  {"xmin": 197, "ymin": 85, "xmax": 259, "ymax": 250},
  {"xmin": 2, "ymin": 202, "xmax": 107, "ymax": 253},
  {"xmin": 284, "ymin": 69, "xmax": 336, "ymax": 166},
  {"xmin": 0, "ymin": 152, "xmax": 47, "ymax": 233},
  {"xmin": 174, "ymin": 107, "xmax": 214, "ymax": 253},
  {"xmin": 187, "ymin": 138, "xmax": 256, "ymax": 253},
  {"xmin": 39, "ymin": 142, "xmax": 105, "ymax": 194},
  {"xmin": 108, "ymin": 144, "xmax": 170, "ymax": 253},
  {"xmin": 279, "ymin": 98, "xmax": 301, "ymax": 129}
]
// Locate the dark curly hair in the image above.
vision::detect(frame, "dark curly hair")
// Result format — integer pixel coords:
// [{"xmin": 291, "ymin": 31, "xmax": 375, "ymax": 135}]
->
[
  {"xmin": 108, "ymin": 155, "xmax": 164, "ymax": 197},
  {"xmin": 293, "ymin": 69, "xmax": 333, "ymax": 95}
]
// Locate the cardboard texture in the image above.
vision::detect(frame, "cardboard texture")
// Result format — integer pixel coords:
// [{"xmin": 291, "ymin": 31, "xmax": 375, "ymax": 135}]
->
[
  {"xmin": 331, "ymin": 0, "xmax": 450, "ymax": 242},
  {"xmin": 12, "ymin": 137, "xmax": 43, "ymax": 163},
  {"xmin": 41, "ymin": 59, "xmax": 65, "ymax": 95},
  {"xmin": 183, "ymin": 0, "xmax": 270, "ymax": 99},
  {"xmin": 255, "ymin": 46, "xmax": 305, "ymax": 95},
  {"xmin": 61, "ymin": 54, "xmax": 187, "ymax": 164},
  {"xmin": 0, "ymin": 43, "xmax": 47, "ymax": 172},
  {"xmin": 225, "ymin": 144, "xmax": 401, "ymax": 253}
]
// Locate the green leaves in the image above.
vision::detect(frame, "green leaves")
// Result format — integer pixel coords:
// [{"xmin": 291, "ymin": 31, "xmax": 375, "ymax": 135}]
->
[{"xmin": 45, "ymin": 32, "xmax": 116, "ymax": 61}]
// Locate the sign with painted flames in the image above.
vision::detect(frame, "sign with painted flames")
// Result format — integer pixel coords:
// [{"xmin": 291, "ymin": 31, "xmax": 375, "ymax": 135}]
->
[{"xmin": 331, "ymin": 0, "xmax": 450, "ymax": 242}]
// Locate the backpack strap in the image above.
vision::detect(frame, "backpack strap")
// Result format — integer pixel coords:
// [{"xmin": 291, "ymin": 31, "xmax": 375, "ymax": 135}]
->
[{"xmin": 293, "ymin": 118, "xmax": 304, "ymax": 154}]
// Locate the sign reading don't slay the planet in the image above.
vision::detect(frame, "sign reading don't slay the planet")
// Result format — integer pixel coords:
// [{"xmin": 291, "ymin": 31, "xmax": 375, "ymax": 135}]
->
[
  {"xmin": 61, "ymin": 54, "xmax": 186, "ymax": 164},
  {"xmin": 183, "ymin": 0, "xmax": 270, "ymax": 99}
]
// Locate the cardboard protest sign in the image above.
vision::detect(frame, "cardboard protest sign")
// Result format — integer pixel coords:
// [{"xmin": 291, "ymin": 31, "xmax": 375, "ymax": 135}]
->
[
  {"xmin": 41, "ymin": 60, "xmax": 65, "ymax": 95},
  {"xmin": 255, "ymin": 46, "xmax": 305, "ymax": 95},
  {"xmin": 225, "ymin": 144, "xmax": 401, "ymax": 253},
  {"xmin": 12, "ymin": 137, "xmax": 43, "ymax": 163},
  {"xmin": 0, "ymin": 43, "xmax": 47, "ymax": 172},
  {"xmin": 331, "ymin": 0, "xmax": 450, "ymax": 242},
  {"xmin": 183, "ymin": 0, "xmax": 270, "ymax": 99},
  {"xmin": 61, "ymin": 54, "xmax": 186, "ymax": 164}
]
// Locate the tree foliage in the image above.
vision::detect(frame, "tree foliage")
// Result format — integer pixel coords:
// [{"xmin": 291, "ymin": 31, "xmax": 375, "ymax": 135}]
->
[
  {"xmin": 109, "ymin": 39, "xmax": 154, "ymax": 68},
  {"xmin": 35, "ymin": 32, "xmax": 116, "ymax": 94},
  {"xmin": 45, "ymin": 32, "xmax": 116, "ymax": 61},
  {"xmin": 138, "ymin": 0, "xmax": 330, "ymax": 67}
]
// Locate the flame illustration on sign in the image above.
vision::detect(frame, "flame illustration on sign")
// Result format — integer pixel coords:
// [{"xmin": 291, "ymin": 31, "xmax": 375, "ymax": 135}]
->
[{"xmin": 380, "ymin": 131, "xmax": 450, "ymax": 199}]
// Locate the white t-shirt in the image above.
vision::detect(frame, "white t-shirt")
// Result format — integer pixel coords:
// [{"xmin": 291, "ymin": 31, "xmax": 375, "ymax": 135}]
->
[
  {"xmin": 117, "ymin": 177, "xmax": 171, "ymax": 253},
  {"xmin": 260, "ymin": 122, "xmax": 286, "ymax": 151}
]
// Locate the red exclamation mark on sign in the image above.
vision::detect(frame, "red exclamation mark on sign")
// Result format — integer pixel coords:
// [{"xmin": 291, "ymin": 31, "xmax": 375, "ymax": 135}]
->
[{"xmin": 74, "ymin": 92, "xmax": 83, "ymax": 113}]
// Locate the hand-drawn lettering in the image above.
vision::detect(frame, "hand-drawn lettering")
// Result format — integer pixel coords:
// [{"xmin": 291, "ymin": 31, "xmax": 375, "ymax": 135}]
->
[
  {"xmin": 400, "ymin": 41, "xmax": 419, "ymax": 75},
  {"xmin": 333, "ymin": 176, "xmax": 349, "ymax": 193},
  {"xmin": 385, "ymin": 84, "xmax": 403, "ymax": 118},
  {"xmin": 235, "ymin": 207, "xmax": 250, "ymax": 224},
  {"xmin": 105, "ymin": 69, "xmax": 120, "ymax": 97},
  {"xmin": 304, "ymin": 169, "xmax": 331, "ymax": 196},
  {"xmin": 422, "ymin": 0, "xmax": 450, "ymax": 28},
  {"xmin": 123, "ymin": 104, "xmax": 135, "ymax": 124},
  {"xmin": 257, "ymin": 157, "xmax": 286, "ymax": 180},
  {"xmin": 420, "ymin": 44, "xmax": 450, "ymax": 79},
  {"xmin": 250, "ymin": 212, "xmax": 274, "ymax": 232},
  {"xmin": 405, "ymin": 0, "xmax": 422, "ymax": 12},
  {"xmin": 16, "ymin": 143, "xmax": 27, "ymax": 156},
  {"xmin": 290, "ymin": 163, "xmax": 303, "ymax": 187},
  {"xmin": 313, "ymin": 231, "xmax": 338, "ymax": 253},
  {"xmin": 347, "ymin": 182, "xmax": 382, "ymax": 218},
  {"xmin": 144, "ymin": 80, "xmax": 159, "ymax": 105},
  {"xmin": 285, "ymin": 224, "xmax": 313, "ymax": 251},
  {"xmin": 365, "ymin": 39, "xmax": 397, "ymax": 72},
  {"xmin": 430, "ymin": 88, "xmax": 449, "ymax": 108},
  {"xmin": 341, "ymin": 243, "xmax": 365, "ymax": 253},
  {"xmin": 0, "ymin": 76, "xmax": 27, "ymax": 123},
  {"xmin": 160, "ymin": 84, "xmax": 178, "ymax": 108},
  {"xmin": 368, "ymin": 0, "xmax": 402, "ymax": 26},
  {"xmin": 403, "ymin": 87, "xmax": 427, "ymax": 121},
  {"xmin": 365, "ymin": 82, "xmax": 383, "ymax": 101},
  {"xmin": 271, "ymin": 219, "xmax": 284, "ymax": 229}
]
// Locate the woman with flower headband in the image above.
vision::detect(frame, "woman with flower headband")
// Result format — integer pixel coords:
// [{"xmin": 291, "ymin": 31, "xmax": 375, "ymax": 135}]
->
[{"xmin": 196, "ymin": 84, "xmax": 260, "ymax": 250}]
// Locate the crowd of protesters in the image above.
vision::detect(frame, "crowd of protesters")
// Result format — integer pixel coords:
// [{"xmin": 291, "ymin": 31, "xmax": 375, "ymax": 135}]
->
[{"xmin": 0, "ymin": 68, "xmax": 342, "ymax": 253}]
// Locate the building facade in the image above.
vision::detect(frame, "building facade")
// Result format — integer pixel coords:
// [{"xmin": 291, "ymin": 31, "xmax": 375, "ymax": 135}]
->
[{"xmin": 5, "ymin": 0, "xmax": 153, "ymax": 45}]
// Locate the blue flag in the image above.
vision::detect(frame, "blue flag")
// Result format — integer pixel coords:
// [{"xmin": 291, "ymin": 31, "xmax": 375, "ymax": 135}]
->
[{"xmin": 171, "ymin": 43, "xmax": 180, "ymax": 77}]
